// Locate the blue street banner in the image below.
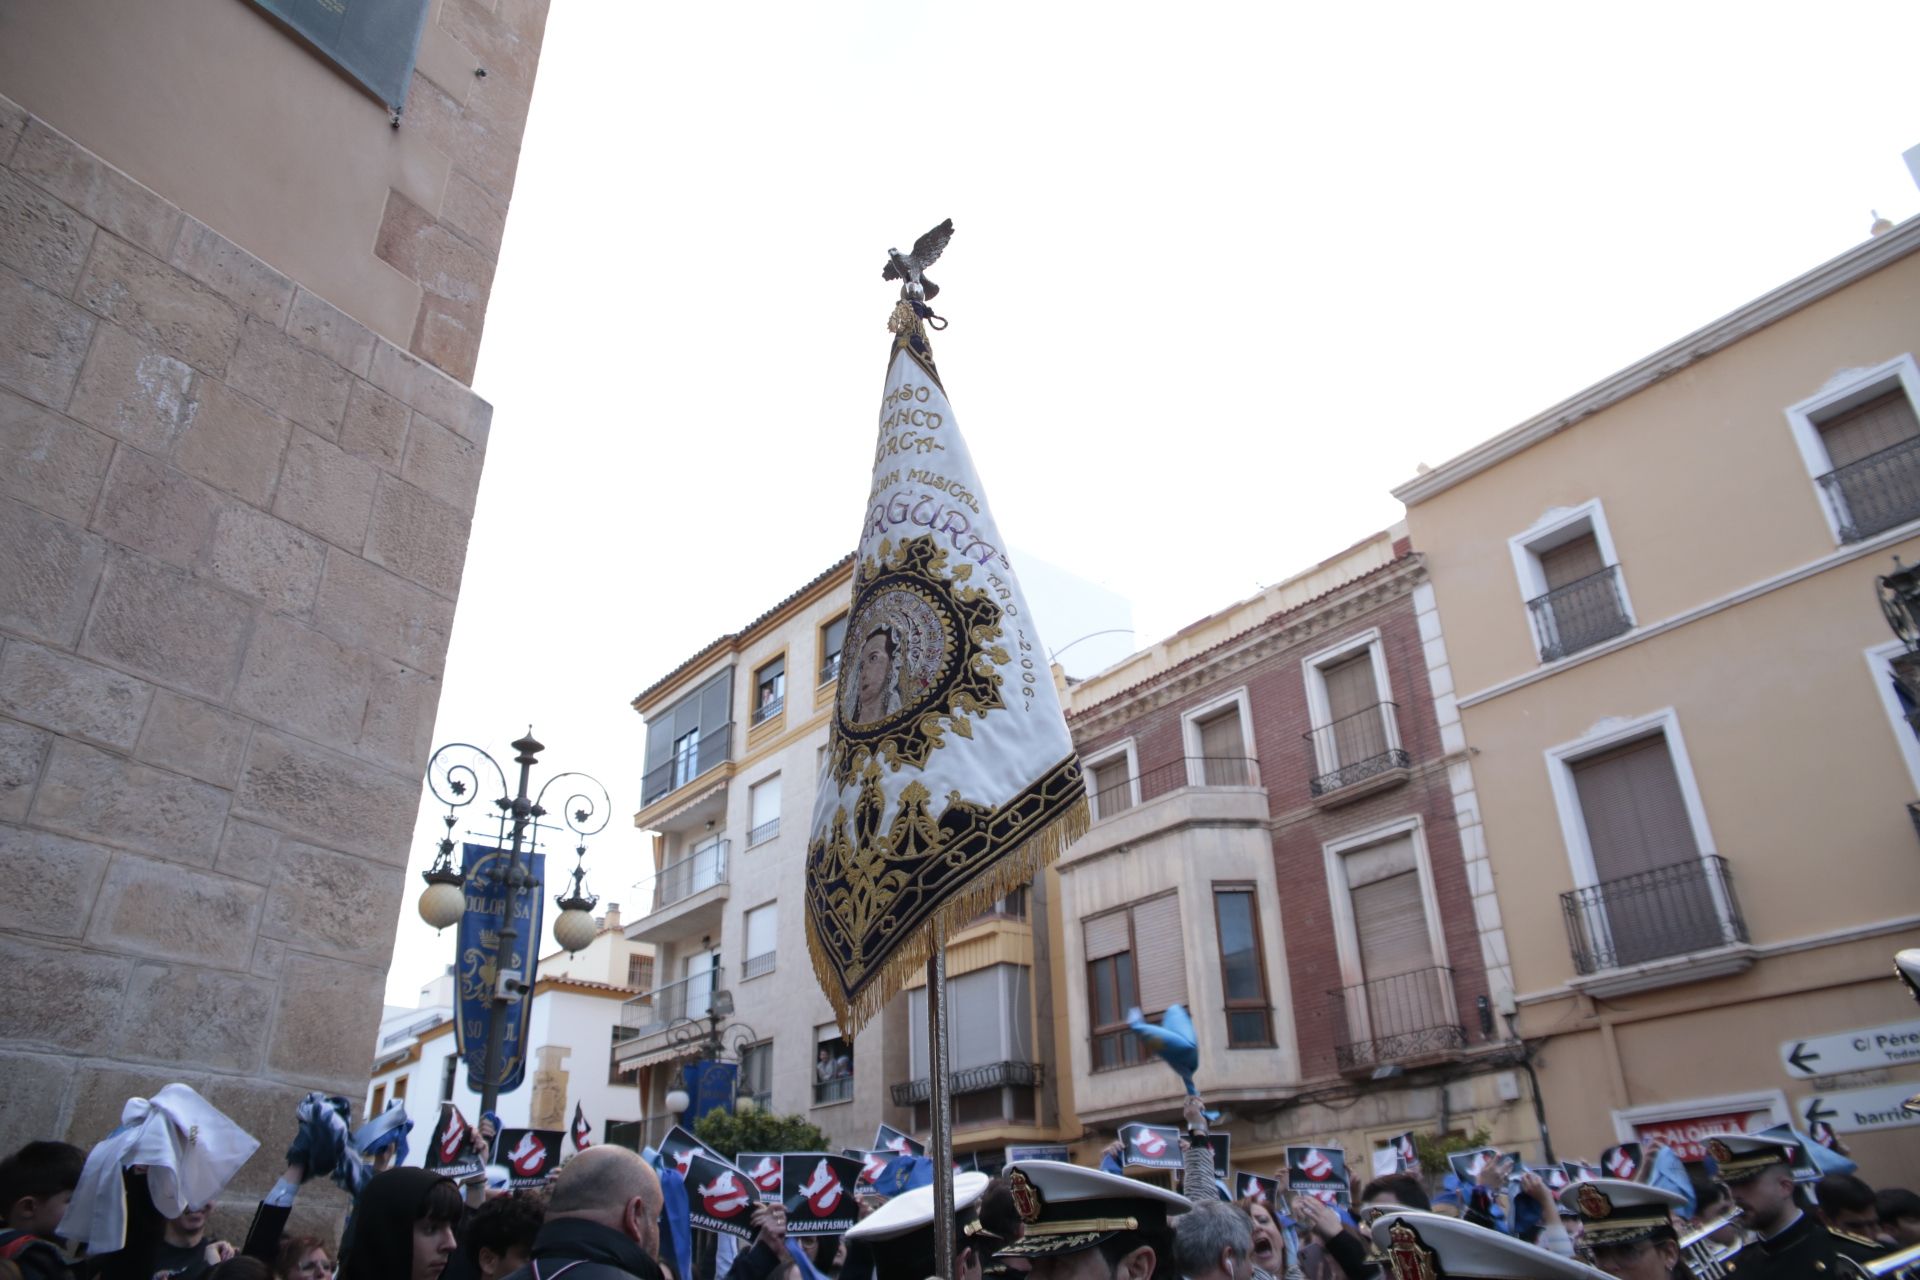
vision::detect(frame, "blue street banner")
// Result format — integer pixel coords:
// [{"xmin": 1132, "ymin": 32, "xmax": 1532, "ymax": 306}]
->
[
  {"xmin": 456, "ymin": 843, "xmax": 545, "ymax": 1094},
  {"xmin": 683, "ymin": 1061, "xmax": 739, "ymax": 1122}
]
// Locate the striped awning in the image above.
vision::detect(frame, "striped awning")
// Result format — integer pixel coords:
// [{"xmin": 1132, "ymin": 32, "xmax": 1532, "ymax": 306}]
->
[{"xmin": 616, "ymin": 1040, "xmax": 701, "ymax": 1074}]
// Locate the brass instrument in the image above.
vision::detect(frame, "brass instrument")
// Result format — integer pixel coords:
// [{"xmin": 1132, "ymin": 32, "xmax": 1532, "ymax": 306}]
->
[
  {"xmin": 1678, "ymin": 1210, "xmax": 1744, "ymax": 1280},
  {"xmin": 1837, "ymin": 1242, "xmax": 1920, "ymax": 1280}
]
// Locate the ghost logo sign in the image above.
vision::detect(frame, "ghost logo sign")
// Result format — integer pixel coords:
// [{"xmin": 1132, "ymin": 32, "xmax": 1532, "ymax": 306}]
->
[
  {"xmin": 783, "ymin": 1153, "xmax": 864, "ymax": 1234},
  {"xmin": 495, "ymin": 1129, "xmax": 562, "ymax": 1190},
  {"xmin": 702, "ymin": 1171, "xmax": 750, "ymax": 1217},
  {"xmin": 741, "ymin": 1154, "xmax": 784, "ymax": 1195}
]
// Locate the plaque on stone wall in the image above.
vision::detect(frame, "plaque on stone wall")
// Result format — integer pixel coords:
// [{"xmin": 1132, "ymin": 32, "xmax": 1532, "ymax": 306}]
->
[{"xmin": 245, "ymin": 0, "xmax": 431, "ymax": 113}]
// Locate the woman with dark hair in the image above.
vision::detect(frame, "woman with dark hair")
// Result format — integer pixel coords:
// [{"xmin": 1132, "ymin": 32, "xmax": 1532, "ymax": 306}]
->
[{"xmin": 336, "ymin": 1168, "xmax": 462, "ymax": 1280}]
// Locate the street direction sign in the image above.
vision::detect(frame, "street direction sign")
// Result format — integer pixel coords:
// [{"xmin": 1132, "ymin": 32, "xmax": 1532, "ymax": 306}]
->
[
  {"xmin": 1801, "ymin": 1083, "xmax": 1920, "ymax": 1134},
  {"xmin": 1779, "ymin": 1021, "xmax": 1920, "ymax": 1078}
]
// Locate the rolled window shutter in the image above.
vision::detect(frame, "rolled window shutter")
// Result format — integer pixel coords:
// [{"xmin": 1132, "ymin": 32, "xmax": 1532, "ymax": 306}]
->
[
  {"xmin": 750, "ymin": 778, "xmax": 780, "ymax": 828},
  {"xmin": 1819, "ymin": 390, "xmax": 1920, "ymax": 467},
  {"xmin": 1351, "ymin": 870, "xmax": 1430, "ymax": 981},
  {"xmin": 1132, "ymin": 894, "xmax": 1188, "ymax": 1012},
  {"xmin": 1084, "ymin": 911, "xmax": 1130, "ymax": 961},
  {"xmin": 1344, "ymin": 834, "xmax": 1417, "ymax": 889},
  {"xmin": 1322, "ymin": 651, "xmax": 1379, "ymax": 722},
  {"xmin": 1540, "ymin": 533, "xmax": 1606, "ymax": 589},
  {"xmin": 1198, "ymin": 709, "xmax": 1245, "ymax": 760},
  {"xmin": 745, "ymin": 904, "xmax": 776, "ymax": 957},
  {"xmin": 1572, "ymin": 735, "xmax": 1698, "ymax": 879}
]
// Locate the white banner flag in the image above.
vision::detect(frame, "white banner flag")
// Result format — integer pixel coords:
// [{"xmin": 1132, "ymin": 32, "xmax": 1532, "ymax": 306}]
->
[{"xmin": 805, "ymin": 296, "xmax": 1086, "ymax": 1032}]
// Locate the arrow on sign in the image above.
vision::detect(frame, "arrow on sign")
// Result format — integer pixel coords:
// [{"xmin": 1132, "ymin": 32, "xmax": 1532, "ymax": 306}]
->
[
  {"xmin": 1786, "ymin": 1043, "xmax": 1822, "ymax": 1074},
  {"xmin": 1804, "ymin": 1097, "xmax": 1838, "ymax": 1127}
]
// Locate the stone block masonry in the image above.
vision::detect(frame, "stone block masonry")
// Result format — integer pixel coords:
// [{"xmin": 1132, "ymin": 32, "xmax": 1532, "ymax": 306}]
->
[{"xmin": 0, "ymin": 94, "xmax": 503, "ymax": 1219}]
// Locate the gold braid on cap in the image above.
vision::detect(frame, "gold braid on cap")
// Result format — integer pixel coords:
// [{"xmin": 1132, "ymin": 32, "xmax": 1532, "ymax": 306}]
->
[{"xmin": 1385, "ymin": 1221, "xmax": 1442, "ymax": 1280}]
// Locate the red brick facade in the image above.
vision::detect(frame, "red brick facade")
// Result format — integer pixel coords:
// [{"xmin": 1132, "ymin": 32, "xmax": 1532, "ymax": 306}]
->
[{"xmin": 1065, "ymin": 553, "xmax": 1491, "ymax": 1082}]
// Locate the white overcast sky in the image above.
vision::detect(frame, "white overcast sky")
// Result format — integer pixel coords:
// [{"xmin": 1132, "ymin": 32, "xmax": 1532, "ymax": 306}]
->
[{"xmin": 382, "ymin": 2, "xmax": 1920, "ymax": 1002}]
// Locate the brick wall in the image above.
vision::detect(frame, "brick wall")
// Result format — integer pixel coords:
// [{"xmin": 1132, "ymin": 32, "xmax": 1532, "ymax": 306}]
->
[
  {"xmin": 0, "ymin": 95, "xmax": 497, "ymax": 1234},
  {"xmin": 1069, "ymin": 562, "xmax": 1492, "ymax": 1082}
]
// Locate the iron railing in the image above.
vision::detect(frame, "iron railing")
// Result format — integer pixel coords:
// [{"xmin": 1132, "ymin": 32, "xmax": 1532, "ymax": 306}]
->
[
  {"xmin": 819, "ymin": 653, "xmax": 841, "ymax": 685},
  {"xmin": 649, "ymin": 840, "xmax": 729, "ymax": 912},
  {"xmin": 752, "ymin": 695, "xmax": 783, "ymax": 725},
  {"xmin": 1088, "ymin": 755, "xmax": 1262, "ymax": 820},
  {"xmin": 1561, "ymin": 855, "xmax": 1747, "ymax": 974},
  {"xmin": 890, "ymin": 1060, "xmax": 1044, "ymax": 1106},
  {"xmin": 640, "ymin": 722, "xmax": 735, "ymax": 806},
  {"xmin": 1329, "ymin": 966, "xmax": 1465, "ymax": 1070},
  {"xmin": 741, "ymin": 951, "xmax": 775, "ymax": 980},
  {"xmin": 1528, "ymin": 565, "xmax": 1632, "ymax": 662},
  {"xmin": 813, "ymin": 1075, "xmax": 854, "ymax": 1105},
  {"xmin": 1304, "ymin": 702, "xmax": 1411, "ymax": 796},
  {"xmin": 619, "ymin": 966, "xmax": 726, "ymax": 1035},
  {"xmin": 1818, "ymin": 435, "xmax": 1920, "ymax": 542},
  {"xmin": 747, "ymin": 817, "xmax": 779, "ymax": 847}
]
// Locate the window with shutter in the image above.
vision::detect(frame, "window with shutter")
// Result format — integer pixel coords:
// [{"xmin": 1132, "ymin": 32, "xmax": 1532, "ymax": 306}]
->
[
  {"xmin": 1569, "ymin": 733, "xmax": 1717, "ymax": 964},
  {"xmin": 1084, "ymin": 910, "xmax": 1142, "ymax": 1071},
  {"xmin": 1540, "ymin": 532, "xmax": 1606, "ymax": 590},
  {"xmin": 820, "ymin": 615, "xmax": 848, "ymax": 684},
  {"xmin": 1317, "ymin": 649, "xmax": 1388, "ymax": 768},
  {"xmin": 1084, "ymin": 911, "xmax": 1130, "ymax": 960},
  {"xmin": 1131, "ymin": 894, "xmax": 1188, "ymax": 1013},
  {"xmin": 748, "ymin": 775, "xmax": 781, "ymax": 845},
  {"xmin": 1819, "ymin": 389, "xmax": 1920, "ymax": 467},
  {"xmin": 1196, "ymin": 707, "xmax": 1249, "ymax": 784},
  {"xmin": 1340, "ymin": 834, "xmax": 1447, "ymax": 1043},
  {"xmin": 753, "ymin": 655, "xmax": 786, "ymax": 724},
  {"xmin": 1089, "ymin": 755, "xmax": 1133, "ymax": 817},
  {"xmin": 743, "ymin": 903, "xmax": 777, "ymax": 977}
]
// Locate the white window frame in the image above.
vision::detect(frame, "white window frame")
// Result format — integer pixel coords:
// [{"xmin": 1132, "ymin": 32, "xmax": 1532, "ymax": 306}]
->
[
  {"xmin": 1508, "ymin": 499, "xmax": 1636, "ymax": 662},
  {"xmin": 1082, "ymin": 739, "xmax": 1140, "ymax": 819},
  {"xmin": 1300, "ymin": 627, "xmax": 1401, "ymax": 778},
  {"xmin": 1865, "ymin": 638, "xmax": 1920, "ymax": 794},
  {"xmin": 742, "ymin": 900, "xmax": 778, "ymax": 978},
  {"xmin": 1785, "ymin": 354, "xmax": 1920, "ymax": 544},
  {"xmin": 1543, "ymin": 707, "xmax": 1717, "ymax": 891},
  {"xmin": 1179, "ymin": 686, "xmax": 1257, "ymax": 787},
  {"xmin": 1320, "ymin": 815, "xmax": 1453, "ymax": 1042}
]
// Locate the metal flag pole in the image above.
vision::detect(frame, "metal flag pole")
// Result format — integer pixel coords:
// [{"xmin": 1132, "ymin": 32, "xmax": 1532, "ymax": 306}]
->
[{"xmin": 927, "ymin": 943, "xmax": 956, "ymax": 1280}]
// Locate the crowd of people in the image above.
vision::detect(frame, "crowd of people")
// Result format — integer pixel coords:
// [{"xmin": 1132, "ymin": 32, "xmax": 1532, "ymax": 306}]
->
[{"xmin": 2, "ymin": 1082, "xmax": 1916, "ymax": 1280}]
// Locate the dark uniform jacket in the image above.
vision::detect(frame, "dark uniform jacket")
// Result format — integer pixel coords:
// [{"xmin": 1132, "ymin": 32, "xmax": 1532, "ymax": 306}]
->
[
  {"xmin": 1829, "ymin": 1229, "xmax": 1896, "ymax": 1269},
  {"xmin": 1724, "ymin": 1212, "xmax": 1847, "ymax": 1280}
]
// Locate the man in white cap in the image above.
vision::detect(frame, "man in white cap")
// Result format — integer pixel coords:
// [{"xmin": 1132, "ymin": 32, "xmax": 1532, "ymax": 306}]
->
[
  {"xmin": 845, "ymin": 1170, "xmax": 992, "ymax": 1280},
  {"xmin": 1368, "ymin": 1211, "xmax": 1609, "ymax": 1280},
  {"xmin": 990, "ymin": 1160, "xmax": 1192, "ymax": 1280},
  {"xmin": 1554, "ymin": 1180, "xmax": 1687, "ymax": 1280}
]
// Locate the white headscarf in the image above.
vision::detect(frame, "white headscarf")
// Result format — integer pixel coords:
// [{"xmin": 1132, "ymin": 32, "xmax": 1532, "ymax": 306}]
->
[{"xmin": 60, "ymin": 1082, "xmax": 259, "ymax": 1255}]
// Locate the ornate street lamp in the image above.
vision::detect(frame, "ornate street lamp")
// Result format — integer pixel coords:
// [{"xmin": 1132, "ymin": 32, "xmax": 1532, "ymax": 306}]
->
[
  {"xmin": 414, "ymin": 730, "xmax": 611, "ymax": 1116},
  {"xmin": 659, "ymin": 991, "xmax": 758, "ymax": 1120}
]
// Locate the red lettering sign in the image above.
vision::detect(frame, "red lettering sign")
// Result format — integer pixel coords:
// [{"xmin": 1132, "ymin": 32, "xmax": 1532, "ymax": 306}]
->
[{"xmin": 1632, "ymin": 1111, "xmax": 1772, "ymax": 1162}]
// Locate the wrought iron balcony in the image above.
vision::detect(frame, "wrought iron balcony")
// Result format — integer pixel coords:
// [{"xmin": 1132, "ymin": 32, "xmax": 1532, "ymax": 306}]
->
[
  {"xmin": 1329, "ymin": 966, "xmax": 1465, "ymax": 1071},
  {"xmin": 649, "ymin": 840, "xmax": 729, "ymax": 912},
  {"xmin": 890, "ymin": 1060, "xmax": 1044, "ymax": 1106},
  {"xmin": 1088, "ymin": 755, "xmax": 1261, "ymax": 820},
  {"xmin": 813, "ymin": 1075, "xmax": 854, "ymax": 1105},
  {"xmin": 640, "ymin": 722, "xmax": 735, "ymax": 807},
  {"xmin": 1561, "ymin": 855, "xmax": 1748, "ymax": 974},
  {"xmin": 1818, "ymin": 434, "xmax": 1920, "ymax": 543},
  {"xmin": 741, "ymin": 950, "xmax": 775, "ymax": 980},
  {"xmin": 620, "ymin": 967, "xmax": 727, "ymax": 1036},
  {"xmin": 747, "ymin": 818, "xmax": 779, "ymax": 847},
  {"xmin": 1305, "ymin": 702, "xmax": 1411, "ymax": 797},
  {"xmin": 1528, "ymin": 565, "xmax": 1632, "ymax": 662}
]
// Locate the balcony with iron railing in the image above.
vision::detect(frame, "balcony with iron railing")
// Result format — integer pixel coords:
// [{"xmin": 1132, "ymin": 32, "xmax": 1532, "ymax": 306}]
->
[
  {"xmin": 618, "ymin": 966, "xmax": 727, "ymax": 1040},
  {"xmin": 1304, "ymin": 702, "xmax": 1411, "ymax": 803},
  {"xmin": 1329, "ymin": 965, "xmax": 1466, "ymax": 1072},
  {"xmin": 1528, "ymin": 565, "xmax": 1633, "ymax": 662},
  {"xmin": 1072, "ymin": 755, "xmax": 1267, "ymax": 866},
  {"xmin": 629, "ymin": 840, "xmax": 729, "ymax": 944},
  {"xmin": 640, "ymin": 722, "xmax": 735, "ymax": 809},
  {"xmin": 891, "ymin": 1059, "xmax": 1044, "ymax": 1106},
  {"xmin": 1561, "ymin": 855, "xmax": 1752, "ymax": 993},
  {"xmin": 1818, "ymin": 434, "xmax": 1920, "ymax": 543}
]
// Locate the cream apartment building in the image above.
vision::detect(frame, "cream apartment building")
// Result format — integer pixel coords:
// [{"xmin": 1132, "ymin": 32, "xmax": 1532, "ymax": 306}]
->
[
  {"xmin": 1397, "ymin": 218, "xmax": 1920, "ymax": 1184},
  {"xmin": 614, "ymin": 560, "xmax": 1078, "ymax": 1166}
]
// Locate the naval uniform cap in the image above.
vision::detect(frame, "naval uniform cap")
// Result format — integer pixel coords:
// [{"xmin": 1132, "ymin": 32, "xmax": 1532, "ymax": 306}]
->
[
  {"xmin": 1370, "ymin": 1211, "xmax": 1611, "ymax": 1280},
  {"xmin": 1703, "ymin": 1135, "xmax": 1797, "ymax": 1185},
  {"xmin": 1556, "ymin": 1178, "xmax": 1685, "ymax": 1245},
  {"xmin": 845, "ymin": 1171, "xmax": 991, "ymax": 1243},
  {"xmin": 992, "ymin": 1159, "xmax": 1190, "ymax": 1259}
]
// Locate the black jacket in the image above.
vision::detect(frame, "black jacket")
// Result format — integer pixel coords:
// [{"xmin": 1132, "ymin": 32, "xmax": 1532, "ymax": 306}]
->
[
  {"xmin": 1723, "ymin": 1211, "xmax": 1846, "ymax": 1280},
  {"xmin": 505, "ymin": 1217, "xmax": 665, "ymax": 1280}
]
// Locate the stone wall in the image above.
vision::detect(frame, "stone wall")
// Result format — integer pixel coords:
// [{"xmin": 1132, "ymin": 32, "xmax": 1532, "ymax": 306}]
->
[{"xmin": 0, "ymin": 94, "xmax": 496, "ymax": 1236}]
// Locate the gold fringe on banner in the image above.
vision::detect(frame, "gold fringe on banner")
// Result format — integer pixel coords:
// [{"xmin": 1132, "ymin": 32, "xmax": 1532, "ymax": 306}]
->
[{"xmin": 807, "ymin": 791, "xmax": 1089, "ymax": 1037}]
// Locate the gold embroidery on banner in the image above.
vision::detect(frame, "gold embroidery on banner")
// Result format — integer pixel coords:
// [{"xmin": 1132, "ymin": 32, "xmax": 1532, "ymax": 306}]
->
[{"xmin": 828, "ymin": 535, "xmax": 1008, "ymax": 784}]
